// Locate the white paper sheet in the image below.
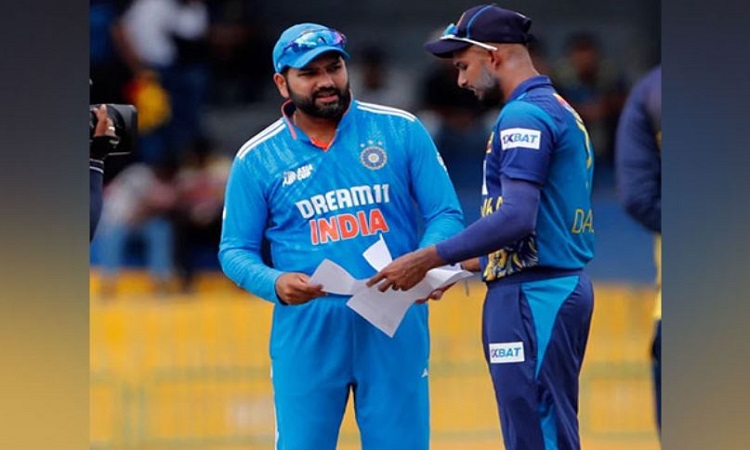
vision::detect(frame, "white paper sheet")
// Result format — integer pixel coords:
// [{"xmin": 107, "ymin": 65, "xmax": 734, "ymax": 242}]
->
[
  {"xmin": 308, "ymin": 235, "xmax": 474, "ymax": 337},
  {"xmin": 308, "ymin": 259, "xmax": 367, "ymax": 295}
]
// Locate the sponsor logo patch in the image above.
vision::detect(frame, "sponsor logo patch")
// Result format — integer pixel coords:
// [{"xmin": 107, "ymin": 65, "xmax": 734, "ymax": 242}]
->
[
  {"xmin": 489, "ymin": 341, "xmax": 525, "ymax": 364},
  {"xmin": 500, "ymin": 128, "xmax": 541, "ymax": 150},
  {"xmin": 282, "ymin": 163, "xmax": 314, "ymax": 186}
]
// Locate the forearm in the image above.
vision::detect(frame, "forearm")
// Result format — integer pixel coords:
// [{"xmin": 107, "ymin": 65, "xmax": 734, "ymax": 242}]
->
[
  {"xmin": 436, "ymin": 177, "xmax": 539, "ymax": 264},
  {"xmin": 90, "ymin": 160, "xmax": 104, "ymax": 241},
  {"xmin": 219, "ymin": 246, "xmax": 284, "ymax": 304},
  {"xmin": 419, "ymin": 208, "xmax": 465, "ymax": 248},
  {"xmin": 617, "ymin": 159, "xmax": 661, "ymax": 233},
  {"xmin": 622, "ymin": 190, "xmax": 661, "ymax": 233}
]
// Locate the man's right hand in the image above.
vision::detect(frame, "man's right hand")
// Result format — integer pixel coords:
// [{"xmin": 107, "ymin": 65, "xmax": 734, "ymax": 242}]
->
[{"xmin": 275, "ymin": 273, "xmax": 326, "ymax": 305}]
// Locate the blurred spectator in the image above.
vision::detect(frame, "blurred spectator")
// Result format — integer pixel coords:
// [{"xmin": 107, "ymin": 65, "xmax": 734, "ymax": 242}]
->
[
  {"xmin": 173, "ymin": 139, "xmax": 231, "ymax": 291},
  {"xmin": 614, "ymin": 65, "xmax": 661, "ymax": 433},
  {"xmin": 116, "ymin": 0, "xmax": 211, "ymax": 165},
  {"xmin": 206, "ymin": 0, "xmax": 273, "ymax": 105},
  {"xmin": 417, "ymin": 56, "xmax": 491, "ymax": 222},
  {"xmin": 95, "ymin": 160, "xmax": 180, "ymax": 296},
  {"xmin": 552, "ymin": 32, "xmax": 627, "ymax": 181},
  {"xmin": 348, "ymin": 44, "xmax": 415, "ymax": 110},
  {"xmin": 90, "ymin": 0, "xmax": 131, "ymax": 105}
]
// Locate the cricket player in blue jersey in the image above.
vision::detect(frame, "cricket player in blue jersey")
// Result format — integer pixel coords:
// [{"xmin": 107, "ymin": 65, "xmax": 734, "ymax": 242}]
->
[
  {"xmin": 615, "ymin": 65, "xmax": 661, "ymax": 433},
  {"xmin": 369, "ymin": 5, "xmax": 595, "ymax": 449},
  {"xmin": 218, "ymin": 23, "xmax": 464, "ymax": 450}
]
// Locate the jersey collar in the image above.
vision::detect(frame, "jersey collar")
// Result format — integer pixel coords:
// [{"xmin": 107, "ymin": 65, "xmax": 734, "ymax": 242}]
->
[{"xmin": 507, "ymin": 75, "xmax": 553, "ymax": 102}]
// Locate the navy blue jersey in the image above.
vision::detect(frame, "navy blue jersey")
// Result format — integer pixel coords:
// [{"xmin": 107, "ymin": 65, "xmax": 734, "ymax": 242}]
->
[
  {"xmin": 481, "ymin": 76, "xmax": 594, "ymax": 282},
  {"xmin": 615, "ymin": 66, "xmax": 661, "ymax": 233}
]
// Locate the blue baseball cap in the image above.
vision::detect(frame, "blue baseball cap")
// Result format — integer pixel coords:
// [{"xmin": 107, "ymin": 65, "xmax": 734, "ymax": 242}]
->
[
  {"xmin": 272, "ymin": 23, "xmax": 351, "ymax": 73},
  {"xmin": 425, "ymin": 4, "xmax": 533, "ymax": 57}
]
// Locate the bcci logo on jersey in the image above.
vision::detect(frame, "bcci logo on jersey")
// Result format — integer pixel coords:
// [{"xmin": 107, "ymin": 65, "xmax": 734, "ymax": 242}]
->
[
  {"xmin": 360, "ymin": 146, "xmax": 387, "ymax": 170},
  {"xmin": 489, "ymin": 342, "xmax": 525, "ymax": 364},
  {"xmin": 500, "ymin": 128, "xmax": 541, "ymax": 150}
]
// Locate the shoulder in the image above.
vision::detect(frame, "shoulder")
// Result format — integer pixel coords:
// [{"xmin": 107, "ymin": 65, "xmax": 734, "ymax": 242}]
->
[
  {"xmin": 354, "ymin": 101, "xmax": 418, "ymax": 124},
  {"xmin": 631, "ymin": 66, "xmax": 661, "ymax": 101},
  {"xmin": 235, "ymin": 118, "xmax": 288, "ymax": 161},
  {"xmin": 498, "ymin": 98, "xmax": 555, "ymax": 129}
]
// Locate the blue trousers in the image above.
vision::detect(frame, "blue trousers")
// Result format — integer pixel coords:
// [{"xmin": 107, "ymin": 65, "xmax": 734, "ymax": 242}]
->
[
  {"xmin": 269, "ymin": 298, "xmax": 430, "ymax": 450},
  {"xmin": 483, "ymin": 271, "xmax": 594, "ymax": 450}
]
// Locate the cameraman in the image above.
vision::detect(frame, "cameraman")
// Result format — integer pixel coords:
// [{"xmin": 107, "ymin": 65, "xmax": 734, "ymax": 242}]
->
[{"xmin": 90, "ymin": 104, "xmax": 120, "ymax": 241}]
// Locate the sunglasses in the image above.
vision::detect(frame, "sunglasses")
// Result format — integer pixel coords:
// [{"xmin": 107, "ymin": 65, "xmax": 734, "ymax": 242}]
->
[
  {"xmin": 440, "ymin": 23, "xmax": 498, "ymax": 51},
  {"xmin": 281, "ymin": 28, "xmax": 347, "ymax": 57}
]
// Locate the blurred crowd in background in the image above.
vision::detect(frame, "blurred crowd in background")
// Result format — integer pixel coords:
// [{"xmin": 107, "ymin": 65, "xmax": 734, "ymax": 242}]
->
[{"xmin": 90, "ymin": 0, "xmax": 659, "ymax": 295}]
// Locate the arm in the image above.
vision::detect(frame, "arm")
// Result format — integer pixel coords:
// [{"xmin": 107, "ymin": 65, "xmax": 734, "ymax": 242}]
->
[
  {"xmin": 367, "ymin": 176, "xmax": 539, "ymax": 291},
  {"xmin": 90, "ymin": 160, "xmax": 104, "ymax": 241},
  {"xmin": 218, "ymin": 157, "xmax": 285, "ymax": 304},
  {"xmin": 368, "ymin": 102, "xmax": 553, "ymax": 291},
  {"xmin": 90, "ymin": 105, "xmax": 118, "ymax": 241},
  {"xmin": 615, "ymin": 71, "xmax": 661, "ymax": 233},
  {"xmin": 436, "ymin": 176, "xmax": 540, "ymax": 264},
  {"xmin": 408, "ymin": 119, "xmax": 465, "ymax": 247}
]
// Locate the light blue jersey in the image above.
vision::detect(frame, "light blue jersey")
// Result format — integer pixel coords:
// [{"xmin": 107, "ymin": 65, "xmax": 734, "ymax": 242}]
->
[
  {"xmin": 219, "ymin": 99, "xmax": 463, "ymax": 450},
  {"xmin": 220, "ymin": 100, "xmax": 464, "ymax": 301},
  {"xmin": 481, "ymin": 76, "xmax": 595, "ymax": 282}
]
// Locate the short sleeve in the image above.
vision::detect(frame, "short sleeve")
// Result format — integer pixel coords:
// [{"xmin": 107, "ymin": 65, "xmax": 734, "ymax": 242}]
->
[{"xmin": 493, "ymin": 101, "xmax": 556, "ymax": 186}]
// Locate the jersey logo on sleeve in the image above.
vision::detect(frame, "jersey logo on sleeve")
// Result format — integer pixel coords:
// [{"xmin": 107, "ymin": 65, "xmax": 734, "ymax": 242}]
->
[{"xmin": 500, "ymin": 128, "xmax": 541, "ymax": 150}]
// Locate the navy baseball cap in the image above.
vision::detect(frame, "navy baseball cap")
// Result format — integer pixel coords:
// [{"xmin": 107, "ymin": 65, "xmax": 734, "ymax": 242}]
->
[
  {"xmin": 272, "ymin": 23, "xmax": 351, "ymax": 73},
  {"xmin": 425, "ymin": 4, "xmax": 533, "ymax": 57}
]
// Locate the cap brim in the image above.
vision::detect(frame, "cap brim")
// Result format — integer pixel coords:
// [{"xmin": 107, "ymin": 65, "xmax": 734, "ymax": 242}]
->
[
  {"xmin": 285, "ymin": 47, "xmax": 350, "ymax": 71},
  {"xmin": 424, "ymin": 38, "xmax": 471, "ymax": 58}
]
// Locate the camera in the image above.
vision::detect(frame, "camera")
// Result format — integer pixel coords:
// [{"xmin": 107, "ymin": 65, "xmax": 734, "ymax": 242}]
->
[{"xmin": 89, "ymin": 103, "xmax": 138, "ymax": 156}]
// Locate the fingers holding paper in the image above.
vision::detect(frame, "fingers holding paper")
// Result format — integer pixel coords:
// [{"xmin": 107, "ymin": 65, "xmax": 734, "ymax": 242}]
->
[
  {"xmin": 367, "ymin": 246, "xmax": 445, "ymax": 292},
  {"xmin": 275, "ymin": 272, "xmax": 326, "ymax": 305},
  {"xmin": 415, "ymin": 283, "xmax": 456, "ymax": 304}
]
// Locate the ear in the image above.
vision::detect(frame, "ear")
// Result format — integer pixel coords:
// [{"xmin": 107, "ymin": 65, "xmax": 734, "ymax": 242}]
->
[
  {"xmin": 273, "ymin": 73, "xmax": 290, "ymax": 99},
  {"xmin": 486, "ymin": 48, "xmax": 502, "ymax": 70}
]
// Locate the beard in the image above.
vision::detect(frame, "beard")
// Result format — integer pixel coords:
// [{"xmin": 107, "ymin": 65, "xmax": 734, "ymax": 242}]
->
[
  {"xmin": 473, "ymin": 65, "xmax": 504, "ymax": 107},
  {"xmin": 288, "ymin": 82, "xmax": 352, "ymax": 119}
]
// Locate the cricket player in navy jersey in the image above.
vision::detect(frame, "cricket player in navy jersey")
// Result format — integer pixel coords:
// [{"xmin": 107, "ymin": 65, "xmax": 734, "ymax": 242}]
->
[
  {"xmin": 218, "ymin": 23, "xmax": 464, "ymax": 450},
  {"xmin": 369, "ymin": 5, "xmax": 596, "ymax": 449},
  {"xmin": 615, "ymin": 65, "xmax": 661, "ymax": 433}
]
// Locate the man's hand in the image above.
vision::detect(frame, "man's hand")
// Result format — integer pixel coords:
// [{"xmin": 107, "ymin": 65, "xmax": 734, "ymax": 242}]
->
[
  {"xmin": 275, "ymin": 273, "xmax": 326, "ymax": 305},
  {"xmin": 93, "ymin": 105, "xmax": 117, "ymax": 138},
  {"xmin": 415, "ymin": 283, "xmax": 455, "ymax": 304},
  {"xmin": 366, "ymin": 246, "xmax": 445, "ymax": 292},
  {"xmin": 91, "ymin": 105, "xmax": 120, "ymax": 160}
]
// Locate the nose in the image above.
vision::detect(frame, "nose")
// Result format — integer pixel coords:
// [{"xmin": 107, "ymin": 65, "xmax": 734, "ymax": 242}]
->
[
  {"xmin": 318, "ymin": 72, "xmax": 335, "ymax": 89},
  {"xmin": 457, "ymin": 72, "xmax": 468, "ymax": 89}
]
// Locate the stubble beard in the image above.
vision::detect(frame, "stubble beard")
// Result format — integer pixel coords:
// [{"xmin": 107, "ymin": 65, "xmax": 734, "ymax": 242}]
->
[{"xmin": 475, "ymin": 64, "xmax": 504, "ymax": 107}]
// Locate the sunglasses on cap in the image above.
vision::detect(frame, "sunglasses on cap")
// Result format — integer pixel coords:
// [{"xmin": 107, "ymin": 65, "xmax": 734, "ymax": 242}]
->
[
  {"xmin": 440, "ymin": 23, "xmax": 498, "ymax": 52},
  {"xmin": 281, "ymin": 28, "xmax": 347, "ymax": 57}
]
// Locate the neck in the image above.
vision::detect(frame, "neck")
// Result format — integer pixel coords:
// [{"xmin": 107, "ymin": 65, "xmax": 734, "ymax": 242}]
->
[
  {"xmin": 292, "ymin": 109, "xmax": 340, "ymax": 144},
  {"xmin": 501, "ymin": 67, "xmax": 541, "ymax": 102}
]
